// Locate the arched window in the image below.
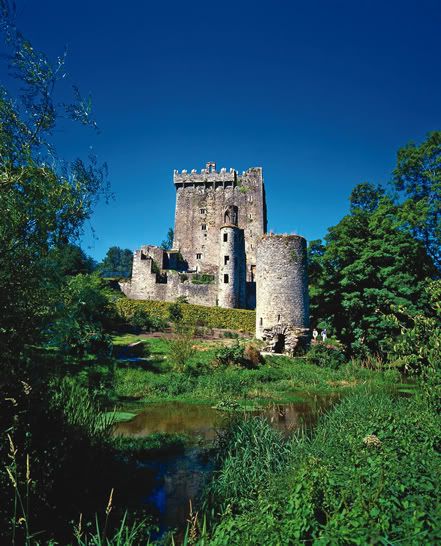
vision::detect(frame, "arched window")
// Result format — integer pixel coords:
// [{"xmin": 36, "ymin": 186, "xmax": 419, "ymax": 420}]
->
[{"xmin": 224, "ymin": 205, "xmax": 238, "ymax": 226}]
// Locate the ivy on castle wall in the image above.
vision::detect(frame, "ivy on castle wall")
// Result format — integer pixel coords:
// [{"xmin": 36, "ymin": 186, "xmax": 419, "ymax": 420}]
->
[{"xmin": 116, "ymin": 298, "xmax": 256, "ymax": 333}]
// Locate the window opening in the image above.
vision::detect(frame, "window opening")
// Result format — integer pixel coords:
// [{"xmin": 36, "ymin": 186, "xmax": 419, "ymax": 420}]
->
[
  {"xmin": 259, "ymin": 317, "xmax": 263, "ymax": 326},
  {"xmin": 196, "ymin": 253, "xmax": 202, "ymax": 260},
  {"xmin": 224, "ymin": 274, "xmax": 229, "ymax": 283},
  {"xmin": 200, "ymin": 208, "xmax": 206, "ymax": 214},
  {"xmin": 224, "ymin": 255, "xmax": 230, "ymax": 265},
  {"xmin": 201, "ymin": 224, "xmax": 206, "ymax": 230},
  {"xmin": 223, "ymin": 233, "xmax": 228, "ymax": 242}
]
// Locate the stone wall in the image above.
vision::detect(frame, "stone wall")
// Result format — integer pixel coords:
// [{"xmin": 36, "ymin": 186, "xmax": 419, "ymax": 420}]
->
[
  {"xmin": 255, "ymin": 235, "xmax": 310, "ymax": 354},
  {"xmin": 173, "ymin": 166, "xmax": 266, "ymax": 281},
  {"xmin": 120, "ymin": 246, "xmax": 218, "ymax": 305}
]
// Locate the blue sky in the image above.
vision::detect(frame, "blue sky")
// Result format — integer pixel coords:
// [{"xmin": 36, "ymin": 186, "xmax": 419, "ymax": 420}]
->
[{"xmin": 8, "ymin": 0, "xmax": 441, "ymax": 260}]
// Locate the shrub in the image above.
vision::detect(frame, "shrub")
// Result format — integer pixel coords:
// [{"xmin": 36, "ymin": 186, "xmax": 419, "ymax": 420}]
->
[
  {"xmin": 168, "ymin": 301, "xmax": 183, "ymax": 323},
  {"xmin": 307, "ymin": 342, "xmax": 346, "ymax": 369},
  {"xmin": 216, "ymin": 343, "xmax": 245, "ymax": 366},
  {"xmin": 115, "ymin": 298, "xmax": 256, "ymax": 333},
  {"xmin": 191, "ymin": 273, "xmax": 215, "ymax": 284},
  {"xmin": 167, "ymin": 324, "xmax": 196, "ymax": 371},
  {"xmin": 127, "ymin": 308, "xmax": 167, "ymax": 333}
]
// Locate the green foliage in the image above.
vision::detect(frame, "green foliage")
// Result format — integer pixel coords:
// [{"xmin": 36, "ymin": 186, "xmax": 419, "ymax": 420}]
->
[
  {"xmin": 215, "ymin": 342, "xmax": 262, "ymax": 369},
  {"xmin": 204, "ymin": 417, "xmax": 292, "ymax": 514},
  {"xmin": 160, "ymin": 227, "xmax": 174, "ymax": 250},
  {"xmin": 73, "ymin": 513, "xmax": 152, "ymax": 546},
  {"xmin": 126, "ymin": 307, "xmax": 168, "ymax": 333},
  {"xmin": 167, "ymin": 323, "xmax": 197, "ymax": 371},
  {"xmin": 50, "ymin": 377, "xmax": 114, "ymax": 439},
  {"xmin": 393, "ymin": 131, "xmax": 441, "ymax": 271},
  {"xmin": 50, "ymin": 274, "xmax": 114, "ymax": 356},
  {"xmin": 192, "ymin": 273, "xmax": 215, "ymax": 284},
  {"xmin": 215, "ymin": 343, "xmax": 245, "ymax": 366},
  {"xmin": 387, "ymin": 280, "xmax": 441, "ymax": 372},
  {"xmin": 309, "ymin": 186, "xmax": 435, "ymax": 356},
  {"xmin": 0, "ymin": 9, "xmax": 108, "ymax": 360},
  {"xmin": 112, "ymin": 432, "xmax": 188, "ymax": 458},
  {"xmin": 168, "ymin": 301, "xmax": 183, "ymax": 323},
  {"xmin": 116, "ymin": 298, "xmax": 256, "ymax": 333},
  {"xmin": 111, "ymin": 335, "xmax": 400, "ymax": 403},
  {"xmin": 386, "ymin": 280, "xmax": 441, "ymax": 411},
  {"xmin": 307, "ymin": 343, "xmax": 347, "ymax": 369},
  {"xmin": 205, "ymin": 392, "xmax": 441, "ymax": 545},
  {"xmin": 98, "ymin": 246, "xmax": 133, "ymax": 278},
  {"xmin": 47, "ymin": 243, "xmax": 97, "ymax": 276}
]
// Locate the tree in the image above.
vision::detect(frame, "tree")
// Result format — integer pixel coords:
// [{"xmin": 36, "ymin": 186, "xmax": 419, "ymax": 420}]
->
[
  {"xmin": 160, "ymin": 227, "xmax": 174, "ymax": 250},
  {"xmin": 0, "ymin": 2, "xmax": 109, "ymax": 362},
  {"xmin": 48, "ymin": 244, "xmax": 96, "ymax": 276},
  {"xmin": 309, "ymin": 184, "xmax": 435, "ymax": 356},
  {"xmin": 393, "ymin": 131, "xmax": 441, "ymax": 271},
  {"xmin": 98, "ymin": 246, "xmax": 133, "ymax": 277}
]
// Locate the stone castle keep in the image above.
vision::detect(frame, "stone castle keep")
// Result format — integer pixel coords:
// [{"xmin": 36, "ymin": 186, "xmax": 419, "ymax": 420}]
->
[{"xmin": 121, "ymin": 162, "xmax": 310, "ymax": 353}]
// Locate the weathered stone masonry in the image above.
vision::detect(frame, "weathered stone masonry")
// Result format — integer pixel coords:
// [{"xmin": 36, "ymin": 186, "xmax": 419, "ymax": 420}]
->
[
  {"xmin": 120, "ymin": 162, "xmax": 310, "ymax": 354},
  {"xmin": 255, "ymin": 235, "xmax": 310, "ymax": 353}
]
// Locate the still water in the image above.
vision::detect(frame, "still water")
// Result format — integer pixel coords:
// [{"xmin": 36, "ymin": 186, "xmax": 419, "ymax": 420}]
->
[{"xmin": 113, "ymin": 396, "xmax": 337, "ymax": 536}]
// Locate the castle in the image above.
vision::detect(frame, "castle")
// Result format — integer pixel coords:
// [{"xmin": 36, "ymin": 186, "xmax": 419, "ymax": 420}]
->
[{"xmin": 121, "ymin": 162, "xmax": 310, "ymax": 354}]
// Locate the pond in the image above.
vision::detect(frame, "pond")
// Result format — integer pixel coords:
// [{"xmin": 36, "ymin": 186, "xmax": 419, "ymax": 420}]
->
[{"xmin": 113, "ymin": 395, "xmax": 338, "ymax": 537}]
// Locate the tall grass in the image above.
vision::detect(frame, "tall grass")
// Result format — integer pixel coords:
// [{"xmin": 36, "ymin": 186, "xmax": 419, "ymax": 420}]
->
[
  {"xmin": 50, "ymin": 377, "xmax": 115, "ymax": 440},
  {"xmin": 203, "ymin": 415, "xmax": 293, "ymax": 514},
  {"xmin": 203, "ymin": 391, "xmax": 441, "ymax": 545}
]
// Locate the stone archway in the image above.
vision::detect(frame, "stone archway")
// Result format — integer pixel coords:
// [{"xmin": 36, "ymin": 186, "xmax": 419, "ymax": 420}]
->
[
  {"xmin": 273, "ymin": 333, "xmax": 286, "ymax": 353},
  {"xmin": 261, "ymin": 324, "xmax": 310, "ymax": 355}
]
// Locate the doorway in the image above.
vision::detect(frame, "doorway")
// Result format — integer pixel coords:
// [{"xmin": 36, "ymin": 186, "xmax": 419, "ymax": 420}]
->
[{"xmin": 273, "ymin": 334, "xmax": 285, "ymax": 354}]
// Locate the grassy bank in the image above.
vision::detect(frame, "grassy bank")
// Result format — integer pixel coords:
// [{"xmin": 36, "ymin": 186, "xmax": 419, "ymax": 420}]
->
[
  {"xmin": 108, "ymin": 335, "xmax": 407, "ymax": 407},
  {"xmin": 200, "ymin": 391, "xmax": 441, "ymax": 545}
]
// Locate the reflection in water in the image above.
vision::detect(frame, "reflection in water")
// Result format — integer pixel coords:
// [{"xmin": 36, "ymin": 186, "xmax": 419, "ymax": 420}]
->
[{"xmin": 113, "ymin": 396, "xmax": 338, "ymax": 537}]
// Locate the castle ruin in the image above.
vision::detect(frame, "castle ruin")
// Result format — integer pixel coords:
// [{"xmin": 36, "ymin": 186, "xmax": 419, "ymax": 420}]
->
[{"xmin": 121, "ymin": 162, "xmax": 310, "ymax": 354}]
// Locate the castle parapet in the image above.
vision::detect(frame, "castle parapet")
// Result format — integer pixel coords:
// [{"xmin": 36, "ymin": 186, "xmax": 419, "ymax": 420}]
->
[{"xmin": 174, "ymin": 167, "xmax": 237, "ymax": 185}]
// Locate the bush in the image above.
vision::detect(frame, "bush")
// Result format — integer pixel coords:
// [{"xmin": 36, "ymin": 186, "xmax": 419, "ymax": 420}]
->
[
  {"xmin": 216, "ymin": 343, "xmax": 245, "ymax": 366},
  {"xmin": 167, "ymin": 324, "xmax": 196, "ymax": 371},
  {"xmin": 191, "ymin": 273, "xmax": 215, "ymax": 284},
  {"xmin": 307, "ymin": 342, "xmax": 346, "ymax": 369},
  {"xmin": 168, "ymin": 301, "xmax": 183, "ymax": 323},
  {"xmin": 127, "ymin": 307, "xmax": 167, "ymax": 333},
  {"xmin": 116, "ymin": 298, "xmax": 256, "ymax": 333}
]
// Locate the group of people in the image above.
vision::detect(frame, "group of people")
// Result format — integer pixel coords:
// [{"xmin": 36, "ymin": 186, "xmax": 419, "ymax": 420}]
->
[{"xmin": 312, "ymin": 328, "xmax": 327, "ymax": 343}]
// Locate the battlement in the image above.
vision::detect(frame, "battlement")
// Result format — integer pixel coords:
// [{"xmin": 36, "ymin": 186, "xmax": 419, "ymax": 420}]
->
[
  {"xmin": 174, "ymin": 166, "xmax": 237, "ymax": 185},
  {"xmin": 173, "ymin": 163, "xmax": 263, "ymax": 185}
]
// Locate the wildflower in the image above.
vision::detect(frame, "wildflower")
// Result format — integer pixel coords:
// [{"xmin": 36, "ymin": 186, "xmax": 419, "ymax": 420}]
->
[{"xmin": 363, "ymin": 434, "xmax": 382, "ymax": 448}]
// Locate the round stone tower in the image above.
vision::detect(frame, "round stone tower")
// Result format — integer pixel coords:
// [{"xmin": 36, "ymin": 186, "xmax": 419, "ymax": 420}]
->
[
  {"xmin": 256, "ymin": 235, "xmax": 310, "ymax": 354},
  {"xmin": 218, "ymin": 224, "xmax": 246, "ymax": 308}
]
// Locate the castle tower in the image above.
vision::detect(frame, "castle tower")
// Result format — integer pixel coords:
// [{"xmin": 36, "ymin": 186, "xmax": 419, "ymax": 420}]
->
[
  {"xmin": 218, "ymin": 220, "xmax": 246, "ymax": 309},
  {"xmin": 172, "ymin": 164, "xmax": 266, "ymax": 281},
  {"xmin": 256, "ymin": 235, "xmax": 310, "ymax": 354}
]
